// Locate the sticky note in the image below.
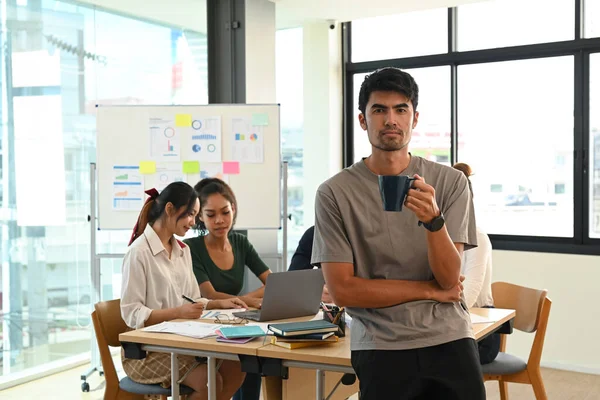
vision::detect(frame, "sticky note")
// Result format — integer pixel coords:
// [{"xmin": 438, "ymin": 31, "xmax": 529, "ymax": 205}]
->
[
  {"xmin": 251, "ymin": 113, "xmax": 269, "ymax": 126},
  {"xmin": 139, "ymin": 161, "xmax": 156, "ymax": 174},
  {"xmin": 175, "ymin": 114, "xmax": 192, "ymax": 127},
  {"xmin": 223, "ymin": 161, "xmax": 240, "ymax": 175},
  {"xmin": 182, "ymin": 161, "xmax": 200, "ymax": 174}
]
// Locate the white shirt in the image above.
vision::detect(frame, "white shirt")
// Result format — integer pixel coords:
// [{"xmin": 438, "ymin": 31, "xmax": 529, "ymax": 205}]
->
[
  {"xmin": 121, "ymin": 224, "xmax": 209, "ymax": 329},
  {"xmin": 461, "ymin": 228, "xmax": 494, "ymax": 308}
]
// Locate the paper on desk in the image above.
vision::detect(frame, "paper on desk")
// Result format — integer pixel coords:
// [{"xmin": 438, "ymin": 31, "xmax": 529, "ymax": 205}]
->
[
  {"xmin": 143, "ymin": 321, "xmax": 219, "ymax": 339},
  {"xmin": 470, "ymin": 313, "xmax": 496, "ymax": 324}
]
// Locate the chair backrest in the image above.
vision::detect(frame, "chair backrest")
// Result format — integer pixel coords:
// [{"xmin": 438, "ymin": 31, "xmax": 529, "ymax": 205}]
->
[
  {"xmin": 95, "ymin": 299, "xmax": 130, "ymax": 346},
  {"xmin": 92, "ymin": 299, "xmax": 129, "ymax": 397},
  {"xmin": 491, "ymin": 282, "xmax": 547, "ymax": 333}
]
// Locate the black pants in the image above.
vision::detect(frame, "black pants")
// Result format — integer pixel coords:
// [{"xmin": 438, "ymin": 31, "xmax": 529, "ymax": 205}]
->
[
  {"xmin": 232, "ymin": 372, "xmax": 261, "ymax": 400},
  {"xmin": 478, "ymin": 333, "xmax": 501, "ymax": 364},
  {"xmin": 351, "ymin": 338, "xmax": 486, "ymax": 400}
]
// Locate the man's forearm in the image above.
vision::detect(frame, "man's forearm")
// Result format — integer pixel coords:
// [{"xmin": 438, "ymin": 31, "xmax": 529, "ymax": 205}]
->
[
  {"xmin": 426, "ymin": 226, "xmax": 462, "ymax": 289},
  {"xmin": 330, "ymin": 277, "xmax": 434, "ymax": 308}
]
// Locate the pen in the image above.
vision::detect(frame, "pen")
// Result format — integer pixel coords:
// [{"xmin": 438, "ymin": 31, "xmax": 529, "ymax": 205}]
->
[
  {"xmin": 182, "ymin": 294, "xmax": 196, "ymax": 304},
  {"xmin": 332, "ymin": 307, "xmax": 345, "ymax": 325}
]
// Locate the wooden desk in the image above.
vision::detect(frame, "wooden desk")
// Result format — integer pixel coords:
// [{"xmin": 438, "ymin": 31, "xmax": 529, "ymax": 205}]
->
[
  {"xmin": 119, "ymin": 319, "xmax": 267, "ymax": 400},
  {"xmin": 258, "ymin": 308, "xmax": 516, "ymax": 400},
  {"xmin": 119, "ymin": 309, "xmax": 515, "ymax": 400}
]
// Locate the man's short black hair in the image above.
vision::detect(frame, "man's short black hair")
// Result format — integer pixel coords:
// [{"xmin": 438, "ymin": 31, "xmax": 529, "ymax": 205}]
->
[{"xmin": 358, "ymin": 68, "xmax": 419, "ymax": 115}]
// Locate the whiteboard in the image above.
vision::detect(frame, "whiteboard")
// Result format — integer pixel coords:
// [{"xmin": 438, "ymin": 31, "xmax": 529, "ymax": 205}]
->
[{"xmin": 96, "ymin": 104, "xmax": 281, "ymax": 230}]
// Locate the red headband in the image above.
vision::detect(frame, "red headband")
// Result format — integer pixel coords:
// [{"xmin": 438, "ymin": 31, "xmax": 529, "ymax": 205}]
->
[{"xmin": 128, "ymin": 188, "xmax": 160, "ymax": 246}]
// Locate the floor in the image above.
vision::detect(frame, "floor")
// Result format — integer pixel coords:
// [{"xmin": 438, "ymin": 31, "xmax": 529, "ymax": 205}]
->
[{"xmin": 1, "ymin": 364, "xmax": 600, "ymax": 399}]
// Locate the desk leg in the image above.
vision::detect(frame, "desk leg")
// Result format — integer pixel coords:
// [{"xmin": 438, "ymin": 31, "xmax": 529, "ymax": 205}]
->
[
  {"xmin": 207, "ymin": 356, "xmax": 217, "ymax": 400},
  {"xmin": 171, "ymin": 353, "xmax": 180, "ymax": 399},
  {"xmin": 316, "ymin": 369, "xmax": 325, "ymax": 400},
  {"xmin": 263, "ymin": 376, "xmax": 283, "ymax": 400}
]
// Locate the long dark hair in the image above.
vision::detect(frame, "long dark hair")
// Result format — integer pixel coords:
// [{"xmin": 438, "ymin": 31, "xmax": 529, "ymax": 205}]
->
[
  {"xmin": 129, "ymin": 181, "xmax": 198, "ymax": 245},
  {"xmin": 193, "ymin": 178, "xmax": 238, "ymax": 234}
]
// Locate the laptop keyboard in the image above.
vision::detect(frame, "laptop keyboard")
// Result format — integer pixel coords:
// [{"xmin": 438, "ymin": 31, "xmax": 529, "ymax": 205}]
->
[{"xmin": 233, "ymin": 310, "xmax": 261, "ymax": 321}]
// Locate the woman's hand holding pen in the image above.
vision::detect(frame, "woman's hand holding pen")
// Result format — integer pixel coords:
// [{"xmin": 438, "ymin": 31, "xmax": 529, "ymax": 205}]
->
[{"xmin": 178, "ymin": 302, "xmax": 206, "ymax": 319}]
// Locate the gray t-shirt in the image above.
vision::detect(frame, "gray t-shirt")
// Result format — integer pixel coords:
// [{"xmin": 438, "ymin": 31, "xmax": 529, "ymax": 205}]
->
[{"xmin": 312, "ymin": 156, "xmax": 477, "ymax": 351}]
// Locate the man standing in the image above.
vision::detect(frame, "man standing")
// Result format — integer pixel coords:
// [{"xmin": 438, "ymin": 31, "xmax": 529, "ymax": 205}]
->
[{"xmin": 312, "ymin": 68, "xmax": 484, "ymax": 399}]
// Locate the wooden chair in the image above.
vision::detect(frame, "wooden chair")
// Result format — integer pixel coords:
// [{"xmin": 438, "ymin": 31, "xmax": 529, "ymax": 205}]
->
[
  {"xmin": 92, "ymin": 299, "xmax": 193, "ymax": 400},
  {"xmin": 482, "ymin": 282, "xmax": 552, "ymax": 400}
]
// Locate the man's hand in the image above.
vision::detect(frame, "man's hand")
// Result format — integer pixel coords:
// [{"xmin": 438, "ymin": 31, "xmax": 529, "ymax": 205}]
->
[
  {"xmin": 429, "ymin": 275, "xmax": 465, "ymax": 303},
  {"xmin": 404, "ymin": 174, "xmax": 440, "ymax": 223},
  {"xmin": 211, "ymin": 298, "xmax": 248, "ymax": 309},
  {"xmin": 178, "ymin": 303, "xmax": 206, "ymax": 319},
  {"xmin": 321, "ymin": 285, "xmax": 333, "ymax": 303}
]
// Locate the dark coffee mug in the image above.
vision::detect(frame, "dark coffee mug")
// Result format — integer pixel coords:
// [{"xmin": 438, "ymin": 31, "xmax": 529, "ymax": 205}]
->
[{"xmin": 378, "ymin": 175, "xmax": 416, "ymax": 212}]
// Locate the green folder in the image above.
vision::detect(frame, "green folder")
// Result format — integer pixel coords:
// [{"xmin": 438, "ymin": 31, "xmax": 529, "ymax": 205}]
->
[{"xmin": 218, "ymin": 325, "xmax": 265, "ymax": 339}]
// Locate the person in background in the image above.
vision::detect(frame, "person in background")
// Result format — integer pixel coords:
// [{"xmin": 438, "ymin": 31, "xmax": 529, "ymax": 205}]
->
[
  {"xmin": 288, "ymin": 225, "xmax": 332, "ymax": 302},
  {"xmin": 184, "ymin": 178, "xmax": 271, "ymax": 400},
  {"xmin": 121, "ymin": 182, "xmax": 246, "ymax": 400},
  {"xmin": 453, "ymin": 162, "xmax": 499, "ymax": 364}
]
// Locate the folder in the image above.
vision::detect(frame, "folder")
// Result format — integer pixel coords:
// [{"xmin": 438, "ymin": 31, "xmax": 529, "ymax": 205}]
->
[
  {"xmin": 269, "ymin": 335, "xmax": 338, "ymax": 349},
  {"xmin": 217, "ymin": 325, "xmax": 265, "ymax": 339},
  {"xmin": 267, "ymin": 320, "xmax": 338, "ymax": 337}
]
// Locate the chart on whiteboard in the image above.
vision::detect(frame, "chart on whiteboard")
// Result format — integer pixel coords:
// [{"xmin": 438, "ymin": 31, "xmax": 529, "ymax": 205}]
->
[
  {"xmin": 112, "ymin": 165, "xmax": 144, "ymax": 211},
  {"xmin": 149, "ymin": 117, "xmax": 181, "ymax": 162},
  {"xmin": 185, "ymin": 116, "xmax": 222, "ymax": 163},
  {"xmin": 230, "ymin": 117, "xmax": 264, "ymax": 163}
]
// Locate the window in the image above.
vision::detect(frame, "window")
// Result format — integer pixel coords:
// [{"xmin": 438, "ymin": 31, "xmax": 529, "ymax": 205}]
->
[
  {"xmin": 351, "ymin": 8, "xmax": 447, "ymax": 62},
  {"xmin": 590, "ymin": 53, "xmax": 600, "ymax": 238},
  {"xmin": 276, "ymin": 28, "xmax": 304, "ymax": 260},
  {"xmin": 457, "ymin": 0, "xmax": 574, "ymax": 51},
  {"xmin": 458, "ymin": 57, "xmax": 574, "ymax": 237},
  {"xmin": 585, "ymin": 0, "xmax": 600, "ymax": 38},
  {"xmin": 0, "ymin": 0, "xmax": 208, "ymax": 384},
  {"xmin": 352, "ymin": 67, "xmax": 451, "ymax": 164}
]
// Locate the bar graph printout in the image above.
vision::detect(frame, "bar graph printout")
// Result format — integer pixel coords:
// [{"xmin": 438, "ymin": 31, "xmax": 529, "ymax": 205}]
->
[
  {"xmin": 149, "ymin": 117, "xmax": 181, "ymax": 162},
  {"xmin": 112, "ymin": 165, "xmax": 144, "ymax": 211}
]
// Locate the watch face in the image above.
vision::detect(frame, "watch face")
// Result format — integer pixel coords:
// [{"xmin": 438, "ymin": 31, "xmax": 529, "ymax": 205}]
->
[{"xmin": 432, "ymin": 217, "xmax": 445, "ymax": 231}]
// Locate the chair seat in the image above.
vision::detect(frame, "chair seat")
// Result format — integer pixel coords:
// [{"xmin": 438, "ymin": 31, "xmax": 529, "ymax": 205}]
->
[
  {"xmin": 481, "ymin": 352, "xmax": 527, "ymax": 376},
  {"xmin": 119, "ymin": 377, "xmax": 194, "ymax": 395}
]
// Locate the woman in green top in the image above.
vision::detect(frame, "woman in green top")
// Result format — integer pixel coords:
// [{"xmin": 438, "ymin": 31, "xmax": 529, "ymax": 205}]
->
[
  {"xmin": 184, "ymin": 178, "xmax": 270, "ymax": 400},
  {"xmin": 184, "ymin": 178, "xmax": 271, "ymax": 310}
]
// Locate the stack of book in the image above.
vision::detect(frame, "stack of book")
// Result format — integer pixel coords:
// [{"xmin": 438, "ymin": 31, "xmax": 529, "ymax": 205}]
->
[{"xmin": 267, "ymin": 320, "xmax": 340, "ymax": 349}]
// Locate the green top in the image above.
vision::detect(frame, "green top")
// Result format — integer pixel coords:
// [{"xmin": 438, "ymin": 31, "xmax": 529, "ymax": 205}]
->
[{"xmin": 184, "ymin": 232, "xmax": 270, "ymax": 296}]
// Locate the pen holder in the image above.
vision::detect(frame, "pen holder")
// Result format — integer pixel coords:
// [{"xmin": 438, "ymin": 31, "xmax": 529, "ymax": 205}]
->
[{"xmin": 322, "ymin": 307, "xmax": 346, "ymax": 338}]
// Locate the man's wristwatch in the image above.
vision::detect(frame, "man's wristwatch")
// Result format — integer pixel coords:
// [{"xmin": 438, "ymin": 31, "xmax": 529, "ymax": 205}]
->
[{"xmin": 419, "ymin": 213, "xmax": 445, "ymax": 232}]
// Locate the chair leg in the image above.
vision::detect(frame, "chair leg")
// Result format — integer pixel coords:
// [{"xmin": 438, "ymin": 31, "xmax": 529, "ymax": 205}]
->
[
  {"xmin": 529, "ymin": 369, "xmax": 548, "ymax": 400},
  {"xmin": 499, "ymin": 380, "xmax": 509, "ymax": 400}
]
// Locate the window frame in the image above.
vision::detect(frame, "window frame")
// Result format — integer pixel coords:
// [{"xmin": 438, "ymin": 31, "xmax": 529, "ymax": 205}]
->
[{"xmin": 342, "ymin": 2, "xmax": 600, "ymax": 255}]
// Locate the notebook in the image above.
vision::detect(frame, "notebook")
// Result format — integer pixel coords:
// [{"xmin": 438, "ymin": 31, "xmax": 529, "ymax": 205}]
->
[
  {"xmin": 267, "ymin": 320, "xmax": 338, "ymax": 337},
  {"xmin": 273, "ymin": 332, "xmax": 335, "ymax": 342},
  {"xmin": 269, "ymin": 335, "xmax": 338, "ymax": 349},
  {"xmin": 217, "ymin": 325, "xmax": 266, "ymax": 339}
]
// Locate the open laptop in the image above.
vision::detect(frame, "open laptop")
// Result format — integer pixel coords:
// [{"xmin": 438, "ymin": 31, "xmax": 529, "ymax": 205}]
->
[{"xmin": 233, "ymin": 269, "xmax": 325, "ymax": 322}]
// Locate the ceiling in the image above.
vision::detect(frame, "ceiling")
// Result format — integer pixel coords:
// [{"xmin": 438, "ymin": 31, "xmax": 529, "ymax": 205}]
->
[
  {"xmin": 75, "ymin": 0, "xmax": 488, "ymax": 33},
  {"xmin": 274, "ymin": 0, "xmax": 487, "ymax": 29}
]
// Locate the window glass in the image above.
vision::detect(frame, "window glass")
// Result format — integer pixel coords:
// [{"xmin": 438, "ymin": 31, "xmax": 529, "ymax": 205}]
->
[{"xmin": 589, "ymin": 53, "xmax": 600, "ymax": 238}]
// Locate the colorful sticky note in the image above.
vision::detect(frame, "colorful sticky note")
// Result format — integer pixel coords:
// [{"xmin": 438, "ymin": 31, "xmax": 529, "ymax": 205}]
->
[
  {"xmin": 251, "ymin": 113, "xmax": 269, "ymax": 126},
  {"xmin": 139, "ymin": 161, "xmax": 156, "ymax": 174},
  {"xmin": 223, "ymin": 161, "xmax": 240, "ymax": 175},
  {"xmin": 182, "ymin": 161, "xmax": 200, "ymax": 174},
  {"xmin": 175, "ymin": 114, "xmax": 192, "ymax": 127}
]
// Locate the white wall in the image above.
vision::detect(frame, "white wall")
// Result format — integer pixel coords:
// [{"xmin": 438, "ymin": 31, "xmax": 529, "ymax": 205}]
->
[
  {"xmin": 302, "ymin": 22, "xmax": 343, "ymax": 227},
  {"xmin": 493, "ymin": 250, "xmax": 600, "ymax": 374}
]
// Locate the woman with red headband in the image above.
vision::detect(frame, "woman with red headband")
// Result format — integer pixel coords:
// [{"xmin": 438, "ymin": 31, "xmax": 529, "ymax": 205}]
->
[{"xmin": 121, "ymin": 181, "xmax": 246, "ymax": 400}]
